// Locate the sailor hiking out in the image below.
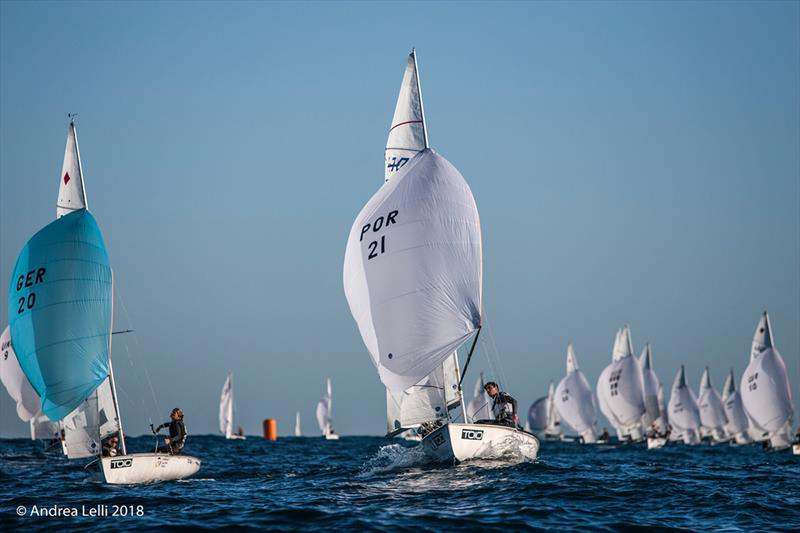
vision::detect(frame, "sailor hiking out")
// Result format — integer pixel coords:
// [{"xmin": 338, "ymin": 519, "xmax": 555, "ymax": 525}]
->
[
  {"xmin": 484, "ymin": 381, "xmax": 519, "ymax": 428},
  {"xmin": 152, "ymin": 407, "xmax": 187, "ymax": 454}
]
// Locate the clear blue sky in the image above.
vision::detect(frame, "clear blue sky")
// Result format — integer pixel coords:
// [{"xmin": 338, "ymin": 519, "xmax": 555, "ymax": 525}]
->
[{"xmin": 1, "ymin": 1, "xmax": 798, "ymax": 437}]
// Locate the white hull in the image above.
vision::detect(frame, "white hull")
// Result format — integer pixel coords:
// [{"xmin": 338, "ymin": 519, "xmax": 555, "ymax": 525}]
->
[
  {"xmin": 324, "ymin": 433, "xmax": 340, "ymax": 440},
  {"xmin": 226, "ymin": 434, "xmax": 246, "ymax": 440},
  {"xmin": 421, "ymin": 423, "xmax": 539, "ymax": 463},
  {"xmin": 93, "ymin": 453, "xmax": 201, "ymax": 484},
  {"xmin": 647, "ymin": 437, "xmax": 667, "ymax": 449}
]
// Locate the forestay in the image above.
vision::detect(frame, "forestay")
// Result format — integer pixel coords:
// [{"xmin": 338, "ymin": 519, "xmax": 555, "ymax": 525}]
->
[
  {"xmin": 740, "ymin": 312, "xmax": 794, "ymax": 435},
  {"xmin": 554, "ymin": 344, "xmax": 597, "ymax": 435},
  {"xmin": 0, "ymin": 326, "xmax": 40, "ymax": 421},
  {"xmin": 57, "ymin": 119, "xmax": 88, "ymax": 218},
  {"xmin": 8, "ymin": 209, "xmax": 113, "ymax": 421},
  {"xmin": 343, "ymin": 149, "xmax": 482, "ymax": 398},
  {"xmin": 384, "ymin": 50, "xmax": 427, "ymax": 182},
  {"xmin": 667, "ymin": 366, "xmax": 701, "ymax": 433}
]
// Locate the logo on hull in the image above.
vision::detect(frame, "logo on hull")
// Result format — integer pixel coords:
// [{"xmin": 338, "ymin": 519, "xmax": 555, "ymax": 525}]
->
[
  {"xmin": 110, "ymin": 458, "xmax": 133, "ymax": 469},
  {"xmin": 461, "ymin": 429, "xmax": 484, "ymax": 441}
]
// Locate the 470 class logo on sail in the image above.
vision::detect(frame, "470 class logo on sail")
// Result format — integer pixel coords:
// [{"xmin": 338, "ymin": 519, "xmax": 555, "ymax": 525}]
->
[{"xmin": 360, "ymin": 210, "xmax": 398, "ymax": 260}]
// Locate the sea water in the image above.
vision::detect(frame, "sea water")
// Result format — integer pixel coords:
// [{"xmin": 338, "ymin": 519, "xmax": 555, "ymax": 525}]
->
[{"xmin": 1, "ymin": 435, "xmax": 798, "ymax": 531}]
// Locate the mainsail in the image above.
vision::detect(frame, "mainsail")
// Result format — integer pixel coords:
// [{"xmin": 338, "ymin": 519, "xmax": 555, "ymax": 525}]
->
[
  {"xmin": 554, "ymin": 344, "xmax": 597, "ymax": 442},
  {"xmin": 740, "ymin": 311, "xmax": 794, "ymax": 448},
  {"xmin": 0, "ymin": 326, "xmax": 40, "ymax": 421},
  {"xmin": 667, "ymin": 366, "xmax": 701, "ymax": 444},
  {"xmin": 384, "ymin": 49, "xmax": 427, "ymax": 182},
  {"xmin": 316, "ymin": 378, "xmax": 335, "ymax": 436},
  {"xmin": 219, "ymin": 374, "xmax": 234, "ymax": 438},
  {"xmin": 294, "ymin": 411, "xmax": 302, "ymax": 437},
  {"xmin": 722, "ymin": 368, "xmax": 750, "ymax": 442},
  {"xmin": 56, "ymin": 118, "xmax": 88, "ymax": 218},
  {"xmin": 697, "ymin": 367, "xmax": 728, "ymax": 441},
  {"xmin": 639, "ymin": 343, "xmax": 662, "ymax": 431},
  {"xmin": 596, "ymin": 326, "xmax": 645, "ymax": 439}
]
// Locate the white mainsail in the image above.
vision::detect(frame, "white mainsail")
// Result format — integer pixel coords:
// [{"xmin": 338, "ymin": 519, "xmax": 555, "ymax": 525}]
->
[
  {"xmin": 294, "ymin": 411, "xmax": 302, "ymax": 437},
  {"xmin": 316, "ymin": 378, "xmax": 337, "ymax": 437},
  {"xmin": 697, "ymin": 367, "xmax": 728, "ymax": 442},
  {"xmin": 343, "ymin": 147, "xmax": 483, "ymax": 398},
  {"xmin": 384, "ymin": 49, "xmax": 427, "ymax": 182},
  {"xmin": 62, "ymin": 378, "xmax": 120, "ymax": 459},
  {"xmin": 667, "ymin": 366, "xmax": 701, "ymax": 444},
  {"xmin": 596, "ymin": 326, "xmax": 645, "ymax": 440},
  {"xmin": 0, "ymin": 326, "xmax": 40, "ymax": 421},
  {"xmin": 639, "ymin": 343, "xmax": 663, "ymax": 432},
  {"xmin": 740, "ymin": 311, "xmax": 794, "ymax": 449},
  {"xmin": 722, "ymin": 368, "xmax": 750, "ymax": 443},
  {"xmin": 465, "ymin": 372, "xmax": 492, "ymax": 423},
  {"xmin": 554, "ymin": 344, "xmax": 597, "ymax": 443},
  {"xmin": 219, "ymin": 374, "xmax": 234, "ymax": 438},
  {"xmin": 56, "ymin": 117, "xmax": 88, "ymax": 218}
]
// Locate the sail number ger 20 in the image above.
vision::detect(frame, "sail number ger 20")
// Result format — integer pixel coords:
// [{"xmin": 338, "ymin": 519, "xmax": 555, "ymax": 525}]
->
[
  {"xmin": 360, "ymin": 210, "xmax": 398, "ymax": 260},
  {"xmin": 14, "ymin": 268, "xmax": 45, "ymax": 314}
]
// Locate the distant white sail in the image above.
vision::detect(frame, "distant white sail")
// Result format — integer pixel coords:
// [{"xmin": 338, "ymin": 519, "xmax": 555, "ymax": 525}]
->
[
  {"xmin": 722, "ymin": 369, "xmax": 750, "ymax": 442},
  {"xmin": 29, "ymin": 410, "xmax": 61, "ymax": 441},
  {"xmin": 62, "ymin": 377, "xmax": 120, "ymax": 459},
  {"xmin": 596, "ymin": 326, "xmax": 645, "ymax": 439},
  {"xmin": 0, "ymin": 326, "xmax": 40, "ymax": 421},
  {"xmin": 219, "ymin": 374, "xmax": 234, "ymax": 438},
  {"xmin": 56, "ymin": 118, "xmax": 88, "ymax": 218},
  {"xmin": 528, "ymin": 382, "xmax": 560, "ymax": 438},
  {"xmin": 465, "ymin": 372, "xmax": 492, "ymax": 423},
  {"xmin": 343, "ymin": 149, "xmax": 482, "ymax": 398},
  {"xmin": 639, "ymin": 343, "xmax": 662, "ymax": 431},
  {"xmin": 657, "ymin": 383, "xmax": 667, "ymax": 427},
  {"xmin": 554, "ymin": 344, "xmax": 597, "ymax": 442},
  {"xmin": 667, "ymin": 366, "xmax": 701, "ymax": 444},
  {"xmin": 740, "ymin": 312, "xmax": 794, "ymax": 448},
  {"xmin": 294, "ymin": 411, "xmax": 302, "ymax": 437},
  {"xmin": 697, "ymin": 367, "xmax": 728, "ymax": 441},
  {"xmin": 317, "ymin": 378, "xmax": 337, "ymax": 437},
  {"xmin": 384, "ymin": 50, "xmax": 427, "ymax": 182}
]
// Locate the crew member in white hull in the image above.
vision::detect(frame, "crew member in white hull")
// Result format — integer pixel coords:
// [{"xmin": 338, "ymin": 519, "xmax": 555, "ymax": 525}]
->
[
  {"xmin": 483, "ymin": 382, "xmax": 519, "ymax": 428},
  {"xmin": 153, "ymin": 407, "xmax": 187, "ymax": 454}
]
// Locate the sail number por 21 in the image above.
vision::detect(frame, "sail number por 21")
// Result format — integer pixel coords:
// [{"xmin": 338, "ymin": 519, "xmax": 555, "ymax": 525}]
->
[
  {"xmin": 360, "ymin": 210, "xmax": 398, "ymax": 261},
  {"xmin": 15, "ymin": 268, "xmax": 46, "ymax": 314}
]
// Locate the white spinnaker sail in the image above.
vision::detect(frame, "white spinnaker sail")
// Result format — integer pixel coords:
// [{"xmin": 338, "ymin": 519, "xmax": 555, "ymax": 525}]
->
[
  {"xmin": 56, "ymin": 118, "xmax": 88, "ymax": 218},
  {"xmin": 722, "ymin": 369, "xmax": 749, "ymax": 437},
  {"xmin": 295, "ymin": 411, "xmax": 302, "ymax": 437},
  {"xmin": 343, "ymin": 148, "xmax": 482, "ymax": 398},
  {"xmin": 466, "ymin": 372, "xmax": 492, "ymax": 423},
  {"xmin": 555, "ymin": 344, "xmax": 597, "ymax": 436},
  {"xmin": 667, "ymin": 366, "xmax": 701, "ymax": 434},
  {"xmin": 30, "ymin": 411, "xmax": 60, "ymax": 440},
  {"xmin": 597, "ymin": 326, "xmax": 645, "ymax": 432},
  {"xmin": 740, "ymin": 312, "xmax": 794, "ymax": 437},
  {"xmin": 385, "ymin": 50, "xmax": 427, "ymax": 182},
  {"xmin": 697, "ymin": 367, "xmax": 728, "ymax": 435},
  {"xmin": 639, "ymin": 343, "xmax": 661, "ymax": 429},
  {"xmin": 219, "ymin": 374, "xmax": 234, "ymax": 438},
  {"xmin": 0, "ymin": 326, "xmax": 40, "ymax": 421},
  {"xmin": 62, "ymin": 377, "xmax": 120, "ymax": 459}
]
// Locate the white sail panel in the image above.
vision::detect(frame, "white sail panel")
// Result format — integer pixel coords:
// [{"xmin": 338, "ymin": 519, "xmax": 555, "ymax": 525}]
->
[
  {"xmin": 219, "ymin": 374, "xmax": 233, "ymax": 437},
  {"xmin": 294, "ymin": 411, "xmax": 302, "ymax": 437},
  {"xmin": 639, "ymin": 344, "xmax": 661, "ymax": 429},
  {"xmin": 386, "ymin": 364, "xmax": 449, "ymax": 433},
  {"xmin": 555, "ymin": 345, "xmax": 597, "ymax": 435},
  {"xmin": 317, "ymin": 378, "xmax": 334, "ymax": 436},
  {"xmin": 597, "ymin": 327, "xmax": 645, "ymax": 431},
  {"xmin": 697, "ymin": 367, "xmax": 728, "ymax": 435},
  {"xmin": 740, "ymin": 312, "xmax": 794, "ymax": 435},
  {"xmin": 343, "ymin": 149, "xmax": 482, "ymax": 398},
  {"xmin": 527, "ymin": 395, "xmax": 550, "ymax": 432},
  {"xmin": 56, "ymin": 119, "xmax": 87, "ymax": 218},
  {"xmin": 62, "ymin": 378, "xmax": 118, "ymax": 459},
  {"xmin": 722, "ymin": 369, "xmax": 749, "ymax": 437},
  {"xmin": 466, "ymin": 373, "xmax": 492, "ymax": 422},
  {"xmin": 596, "ymin": 365, "xmax": 622, "ymax": 431},
  {"xmin": 442, "ymin": 352, "xmax": 462, "ymax": 409},
  {"xmin": 667, "ymin": 366, "xmax": 701, "ymax": 433},
  {"xmin": 30, "ymin": 411, "xmax": 60, "ymax": 440},
  {"xmin": 0, "ymin": 326, "xmax": 40, "ymax": 421},
  {"xmin": 385, "ymin": 50, "xmax": 427, "ymax": 182}
]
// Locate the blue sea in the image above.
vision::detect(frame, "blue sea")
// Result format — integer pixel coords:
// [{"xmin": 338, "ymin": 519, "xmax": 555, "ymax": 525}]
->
[{"xmin": 1, "ymin": 435, "xmax": 798, "ymax": 531}]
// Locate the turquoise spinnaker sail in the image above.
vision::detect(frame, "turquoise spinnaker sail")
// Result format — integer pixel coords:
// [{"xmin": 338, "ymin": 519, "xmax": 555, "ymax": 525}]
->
[{"xmin": 8, "ymin": 209, "xmax": 113, "ymax": 421}]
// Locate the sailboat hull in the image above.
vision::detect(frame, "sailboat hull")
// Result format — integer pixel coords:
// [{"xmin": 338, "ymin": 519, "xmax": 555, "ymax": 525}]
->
[
  {"xmin": 325, "ymin": 433, "xmax": 340, "ymax": 440},
  {"xmin": 421, "ymin": 423, "xmax": 539, "ymax": 463},
  {"xmin": 646, "ymin": 437, "xmax": 667, "ymax": 449},
  {"xmin": 226, "ymin": 435, "xmax": 246, "ymax": 440},
  {"xmin": 95, "ymin": 453, "xmax": 201, "ymax": 484}
]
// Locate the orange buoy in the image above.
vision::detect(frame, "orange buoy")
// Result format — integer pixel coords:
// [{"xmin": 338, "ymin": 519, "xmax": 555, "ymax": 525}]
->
[{"xmin": 263, "ymin": 418, "xmax": 277, "ymax": 441}]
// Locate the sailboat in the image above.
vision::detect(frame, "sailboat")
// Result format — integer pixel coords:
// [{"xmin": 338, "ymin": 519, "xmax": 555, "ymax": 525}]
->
[
  {"xmin": 740, "ymin": 311, "xmax": 794, "ymax": 450},
  {"xmin": 667, "ymin": 366, "xmax": 701, "ymax": 444},
  {"xmin": 527, "ymin": 381, "xmax": 562, "ymax": 440},
  {"xmin": 596, "ymin": 326, "xmax": 645, "ymax": 442},
  {"xmin": 697, "ymin": 367, "xmax": 728, "ymax": 444},
  {"xmin": 317, "ymin": 378, "xmax": 339, "ymax": 440},
  {"xmin": 343, "ymin": 50, "xmax": 538, "ymax": 463},
  {"xmin": 8, "ymin": 118, "xmax": 200, "ymax": 483},
  {"xmin": 219, "ymin": 373, "xmax": 246, "ymax": 440},
  {"xmin": 721, "ymin": 369, "xmax": 750, "ymax": 445},
  {"xmin": 294, "ymin": 411, "xmax": 302, "ymax": 437},
  {"xmin": 554, "ymin": 344, "xmax": 597, "ymax": 443}
]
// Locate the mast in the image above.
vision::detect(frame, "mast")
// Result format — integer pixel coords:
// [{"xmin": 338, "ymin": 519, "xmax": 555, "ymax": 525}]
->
[
  {"xmin": 411, "ymin": 49, "xmax": 429, "ymax": 149},
  {"xmin": 107, "ymin": 271, "xmax": 127, "ymax": 455}
]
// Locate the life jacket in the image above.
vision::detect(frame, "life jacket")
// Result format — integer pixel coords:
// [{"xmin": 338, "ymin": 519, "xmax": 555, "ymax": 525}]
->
[{"xmin": 492, "ymin": 392, "xmax": 517, "ymax": 421}]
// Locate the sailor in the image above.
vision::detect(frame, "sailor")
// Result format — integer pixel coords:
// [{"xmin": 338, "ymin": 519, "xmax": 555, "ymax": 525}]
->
[
  {"xmin": 599, "ymin": 427, "xmax": 610, "ymax": 443},
  {"xmin": 153, "ymin": 407, "xmax": 187, "ymax": 454},
  {"xmin": 102, "ymin": 434, "xmax": 120, "ymax": 457},
  {"xmin": 484, "ymin": 381, "xmax": 518, "ymax": 428}
]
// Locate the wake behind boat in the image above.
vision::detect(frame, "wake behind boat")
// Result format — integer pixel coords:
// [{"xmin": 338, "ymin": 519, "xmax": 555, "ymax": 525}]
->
[{"xmin": 343, "ymin": 49, "xmax": 538, "ymax": 464}]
